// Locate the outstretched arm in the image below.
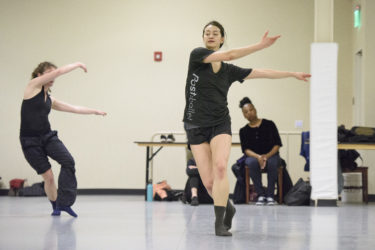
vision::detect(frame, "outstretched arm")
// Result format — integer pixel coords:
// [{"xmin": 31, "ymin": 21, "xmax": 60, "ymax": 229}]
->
[
  {"xmin": 51, "ymin": 97, "xmax": 107, "ymax": 116},
  {"xmin": 28, "ymin": 62, "xmax": 87, "ymax": 88},
  {"xmin": 203, "ymin": 31, "xmax": 281, "ymax": 63},
  {"xmin": 246, "ymin": 69, "xmax": 311, "ymax": 82}
]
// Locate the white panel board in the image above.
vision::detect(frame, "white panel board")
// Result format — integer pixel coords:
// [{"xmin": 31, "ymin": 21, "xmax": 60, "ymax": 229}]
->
[{"xmin": 310, "ymin": 43, "xmax": 338, "ymax": 200}]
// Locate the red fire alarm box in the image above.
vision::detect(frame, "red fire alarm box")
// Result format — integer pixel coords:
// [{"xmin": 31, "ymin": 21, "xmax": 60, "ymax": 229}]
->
[{"xmin": 154, "ymin": 51, "xmax": 162, "ymax": 62}]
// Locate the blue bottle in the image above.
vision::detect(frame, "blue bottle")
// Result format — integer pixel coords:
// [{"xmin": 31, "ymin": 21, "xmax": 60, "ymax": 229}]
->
[{"xmin": 147, "ymin": 183, "xmax": 153, "ymax": 202}]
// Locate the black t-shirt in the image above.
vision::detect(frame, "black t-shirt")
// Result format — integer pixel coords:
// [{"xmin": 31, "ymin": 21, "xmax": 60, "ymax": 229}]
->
[
  {"xmin": 20, "ymin": 87, "xmax": 52, "ymax": 137},
  {"xmin": 239, "ymin": 119, "xmax": 282, "ymax": 155},
  {"xmin": 183, "ymin": 47, "xmax": 252, "ymax": 127}
]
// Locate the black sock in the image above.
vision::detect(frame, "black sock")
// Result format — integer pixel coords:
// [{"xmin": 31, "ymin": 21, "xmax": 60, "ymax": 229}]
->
[
  {"xmin": 223, "ymin": 200, "xmax": 236, "ymax": 230},
  {"xmin": 50, "ymin": 200, "xmax": 61, "ymax": 216},
  {"xmin": 214, "ymin": 206, "xmax": 232, "ymax": 236},
  {"xmin": 51, "ymin": 209, "xmax": 61, "ymax": 216},
  {"xmin": 50, "ymin": 200, "xmax": 57, "ymax": 210}
]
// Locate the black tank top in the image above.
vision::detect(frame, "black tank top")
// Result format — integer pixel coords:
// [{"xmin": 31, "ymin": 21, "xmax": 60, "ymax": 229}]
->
[{"xmin": 20, "ymin": 87, "xmax": 52, "ymax": 136}]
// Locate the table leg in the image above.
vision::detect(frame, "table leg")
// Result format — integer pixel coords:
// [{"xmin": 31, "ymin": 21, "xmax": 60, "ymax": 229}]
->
[
  {"xmin": 245, "ymin": 167, "xmax": 249, "ymax": 204},
  {"xmin": 145, "ymin": 146, "xmax": 150, "ymax": 201},
  {"xmin": 363, "ymin": 168, "xmax": 368, "ymax": 203},
  {"xmin": 144, "ymin": 146, "xmax": 163, "ymax": 201}
]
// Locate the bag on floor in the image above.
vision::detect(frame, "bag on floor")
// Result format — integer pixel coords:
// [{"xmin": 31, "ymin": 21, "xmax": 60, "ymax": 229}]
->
[
  {"xmin": 232, "ymin": 178, "xmax": 246, "ymax": 204},
  {"xmin": 232, "ymin": 162, "xmax": 246, "ymax": 204},
  {"xmin": 9, "ymin": 178, "xmax": 26, "ymax": 196},
  {"xmin": 284, "ymin": 178, "xmax": 311, "ymax": 206},
  {"xmin": 18, "ymin": 182, "xmax": 46, "ymax": 196},
  {"xmin": 232, "ymin": 162, "xmax": 258, "ymax": 204},
  {"xmin": 277, "ymin": 158, "xmax": 294, "ymax": 203},
  {"xmin": 153, "ymin": 180, "xmax": 183, "ymax": 201}
]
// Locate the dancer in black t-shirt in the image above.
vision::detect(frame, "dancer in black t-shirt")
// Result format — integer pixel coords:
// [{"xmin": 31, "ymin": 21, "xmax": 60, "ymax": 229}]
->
[
  {"xmin": 183, "ymin": 21, "xmax": 310, "ymax": 236},
  {"xmin": 20, "ymin": 62, "xmax": 106, "ymax": 217}
]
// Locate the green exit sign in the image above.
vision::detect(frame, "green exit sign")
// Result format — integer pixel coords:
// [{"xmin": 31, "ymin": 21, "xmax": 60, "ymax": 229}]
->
[{"xmin": 354, "ymin": 5, "xmax": 361, "ymax": 28}]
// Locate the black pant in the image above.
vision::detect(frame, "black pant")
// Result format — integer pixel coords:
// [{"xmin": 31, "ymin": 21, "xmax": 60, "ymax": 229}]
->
[
  {"xmin": 245, "ymin": 154, "xmax": 280, "ymax": 198},
  {"xmin": 20, "ymin": 131, "xmax": 77, "ymax": 207},
  {"xmin": 186, "ymin": 167, "xmax": 200, "ymax": 189},
  {"xmin": 185, "ymin": 166, "xmax": 213, "ymax": 204}
]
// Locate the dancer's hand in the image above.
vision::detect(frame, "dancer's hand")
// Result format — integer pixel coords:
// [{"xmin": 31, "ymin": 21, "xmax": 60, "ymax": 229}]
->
[
  {"xmin": 257, "ymin": 155, "xmax": 267, "ymax": 169},
  {"xmin": 95, "ymin": 110, "xmax": 107, "ymax": 116},
  {"xmin": 259, "ymin": 31, "xmax": 281, "ymax": 49},
  {"xmin": 76, "ymin": 62, "xmax": 87, "ymax": 73},
  {"xmin": 260, "ymin": 155, "xmax": 267, "ymax": 169},
  {"xmin": 294, "ymin": 72, "xmax": 311, "ymax": 82}
]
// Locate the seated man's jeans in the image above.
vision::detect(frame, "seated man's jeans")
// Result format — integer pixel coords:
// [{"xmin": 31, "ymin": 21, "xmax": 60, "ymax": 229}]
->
[{"xmin": 245, "ymin": 153, "xmax": 281, "ymax": 198}]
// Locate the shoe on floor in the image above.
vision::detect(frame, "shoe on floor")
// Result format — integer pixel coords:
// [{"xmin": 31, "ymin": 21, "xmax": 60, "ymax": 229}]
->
[
  {"xmin": 191, "ymin": 196, "xmax": 199, "ymax": 206},
  {"xmin": 255, "ymin": 196, "xmax": 266, "ymax": 206},
  {"xmin": 266, "ymin": 197, "xmax": 276, "ymax": 206}
]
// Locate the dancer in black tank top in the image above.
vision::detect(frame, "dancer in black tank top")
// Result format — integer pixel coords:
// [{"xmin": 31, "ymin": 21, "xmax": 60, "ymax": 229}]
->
[
  {"xmin": 183, "ymin": 21, "xmax": 311, "ymax": 236},
  {"xmin": 20, "ymin": 61, "xmax": 106, "ymax": 217}
]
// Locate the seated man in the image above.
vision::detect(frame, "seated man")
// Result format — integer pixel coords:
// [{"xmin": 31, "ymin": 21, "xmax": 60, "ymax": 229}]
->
[
  {"xmin": 184, "ymin": 154, "xmax": 213, "ymax": 206},
  {"xmin": 239, "ymin": 97, "xmax": 282, "ymax": 205}
]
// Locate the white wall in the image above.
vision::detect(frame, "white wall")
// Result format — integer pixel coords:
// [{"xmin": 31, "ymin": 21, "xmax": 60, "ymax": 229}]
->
[
  {"xmin": 335, "ymin": 0, "xmax": 353, "ymax": 126},
  {"xmin": 352, "ymin": 0, "xmax": 375, "ymax": 193},
  {"xmin": 0, "ymin": 0, "xmax": 362, "ymax": 193}
]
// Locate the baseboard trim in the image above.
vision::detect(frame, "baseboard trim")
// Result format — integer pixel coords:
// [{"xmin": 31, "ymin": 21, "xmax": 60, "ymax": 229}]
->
[
  {"xmin": 77, "ymin": 189, "xmax": 144, "ymax": 195},
  {"xmin": 320, "ymin": 199, "xmax": 337, "ymax": 206},
  {"xmin": 0, "ymin": 189, "xmax": 8, "ymax": 196},
  {"xmin": 0, "ymin": 188, "xmax": 145, "ymax": 196},
  {"xmin": 0, "ymin": 189, "xmax": 374, "ymax": 201},
  {"xmin": 311, "ymin": 199, "xmax": 337, "ymax": 207}
]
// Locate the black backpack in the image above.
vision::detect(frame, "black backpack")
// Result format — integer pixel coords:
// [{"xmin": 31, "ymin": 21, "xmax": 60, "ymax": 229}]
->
[
  {"xmin": 284, "ymin": 178, "xmax": 311, "ymax": 206},
  {"xmin": 232, "ymin": 162, "xmax": 247, "ymax": 204},
  {"xmin": 232, "ymin": 179, "xmax": 246, "ymax": 204},
  {"xmin": 277, "ymin": 159, "xmax": 293, "ymax": 203}
]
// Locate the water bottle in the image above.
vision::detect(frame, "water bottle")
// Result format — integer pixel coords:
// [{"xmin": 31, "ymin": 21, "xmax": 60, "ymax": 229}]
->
[{"xmin": 147, "ymin": 183, "xmax": 153, "ymax": 202}]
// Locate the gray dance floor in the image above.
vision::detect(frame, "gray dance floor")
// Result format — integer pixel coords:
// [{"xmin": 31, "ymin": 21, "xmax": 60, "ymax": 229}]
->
[{"xmin": 0, "ymin": 195, "xmax": 374, "ymax": 250}]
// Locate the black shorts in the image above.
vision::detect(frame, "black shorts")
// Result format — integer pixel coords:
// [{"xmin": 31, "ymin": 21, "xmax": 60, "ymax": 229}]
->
[{"xmin": 185, "ymin": 120, "xmax": 232, "ymax": 146}]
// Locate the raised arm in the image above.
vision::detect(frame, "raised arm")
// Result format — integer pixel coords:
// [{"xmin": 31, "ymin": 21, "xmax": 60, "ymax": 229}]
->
[
  {"xmin": 203, "ymin": 31, "xmax": 281, "ymax": 63},
  {"xmin": 51, "ymin": 97, "xmax": 107, "ymax": 116},
  {"xmin": 28, "ymin": 62, "xmax": 87, "ymax": 89},
  {"xmin": 246, "ymin": 69, "xmax": 311, "ymax": 81}
]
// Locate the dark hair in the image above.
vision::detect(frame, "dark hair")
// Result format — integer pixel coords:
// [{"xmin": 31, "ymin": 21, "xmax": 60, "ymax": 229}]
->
[
  {"xmin": 31, "ymin": 62, "xmax": 57, "ymax": 79},
  {"xmin": 239, "ymin": 97, "xmax": 252, "ymax": 108},
  {"xmin": 202, "ymin": 20, "xmax": 226, "ymax": 48}
]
